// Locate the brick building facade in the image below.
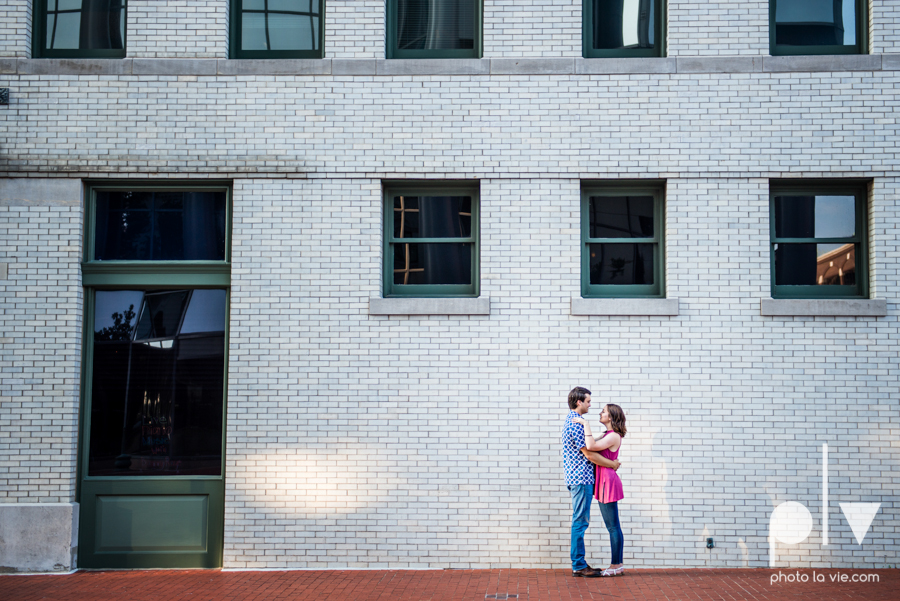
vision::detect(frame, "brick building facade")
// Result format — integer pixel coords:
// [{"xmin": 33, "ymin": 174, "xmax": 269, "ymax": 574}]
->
[{"xmin": 0, "ymin": 0, "xmax": 898, "ymax": 572}]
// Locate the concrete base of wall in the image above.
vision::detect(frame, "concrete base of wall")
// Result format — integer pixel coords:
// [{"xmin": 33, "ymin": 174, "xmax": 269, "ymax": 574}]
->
[{"xmin": 0, "ymin": 503, "xmax": 79, "ymax": 573}]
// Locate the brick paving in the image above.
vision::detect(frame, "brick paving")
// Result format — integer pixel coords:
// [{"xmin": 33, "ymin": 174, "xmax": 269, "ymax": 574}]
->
[{"xmin": 2, "ymin": 569, "xmax": 898, "ymax": 601}]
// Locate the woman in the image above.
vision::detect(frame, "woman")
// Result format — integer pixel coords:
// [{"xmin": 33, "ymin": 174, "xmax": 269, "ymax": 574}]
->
[{"xmin": 572, "ymin": 404, "xmax": 626, "ymax": 577}]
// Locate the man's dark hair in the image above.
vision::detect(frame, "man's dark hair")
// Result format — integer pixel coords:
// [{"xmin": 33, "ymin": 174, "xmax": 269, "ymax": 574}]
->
[{"xmin": 567, "ymin": 386, "xmax": 591, "ymax": 410}]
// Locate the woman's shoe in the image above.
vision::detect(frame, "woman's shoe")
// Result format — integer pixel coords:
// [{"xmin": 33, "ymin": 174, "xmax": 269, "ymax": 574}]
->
[
  {"xmin": 614, "ymin": 566, "xmax": 625, "ymax": 576},
  {"xmin": 600, "ymin": 568, "xmax": 617, "ymax": 577}
]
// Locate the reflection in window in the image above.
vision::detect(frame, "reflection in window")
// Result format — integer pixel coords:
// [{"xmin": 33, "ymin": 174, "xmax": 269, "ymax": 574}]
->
[
  {"xmin": 391, "ymin": 195, "xmax": 473, "ymax": 286},
  {"xmin": 775, "ymin": 0, "xmax": 856, "ymax": 46},
  {"xmin": 774, "ymin": 243, "xmax": 856, "ymax": 286},
  {"xmin": 89, "ymin": 289, "xmax": 227, "ymax": 476},
  {"xmin": 589, "ymin": 195, "xmax": 654, "ymax": 238},
  {"xmin": 397, "ymin": 0, "xmax": 475, "ymax": 50},
  {"xmin": 44, "ymin": 0, "xmax": 126, "ymax": 51},
  {"xmin": 94, "ymin": 190, "xmax": 227, "ymax": 261},
  {"xmin": 592, "ymin": 0, "xmax": 655, "ymax": 51},
  {"xmin": 240, "ymin": 0, "xmax": 320, "ymax": 52},
  {"xmin": 589, "ymin": 243, "xmax": 654, "ymax": 285}
]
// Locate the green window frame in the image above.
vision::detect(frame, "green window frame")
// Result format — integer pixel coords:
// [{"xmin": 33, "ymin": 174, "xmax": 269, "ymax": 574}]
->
[
  {"xmin": 383, "ymin": 181, "xmax": 480, "ymax": 298},
  {"xmin": 583, "ymin": 0, "xmax": 666, "ymax": 58},
  {"xmin": 32, "ymin": 0, "xmax": 128, "ymax": 59},
  {"xmin": 581, "ymin": 183, "xmax": 665, "ymax": 298},
  {"xmin": 770, "ymin": 0, "xmax": 867, "ymax": 56},
  {"xmin": 769, "ymin": 181, "xmax": 869, "ymax": 299},
  {"xmin": 229, "ymin": 0, "xmax": 325, "ymax": 59},
  {"xmin": 386, "ymin": 0, "xmax": 482, "ymax": 59}
]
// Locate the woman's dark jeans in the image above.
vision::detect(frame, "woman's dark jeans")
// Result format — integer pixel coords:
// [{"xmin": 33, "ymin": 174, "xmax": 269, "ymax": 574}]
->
[{"xmin": 598, "ymin": 501, "xmax": 624, "ymax": 565}]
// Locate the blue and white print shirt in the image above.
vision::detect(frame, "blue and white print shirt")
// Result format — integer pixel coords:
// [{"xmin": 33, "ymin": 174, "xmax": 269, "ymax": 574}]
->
[{"xmin": 562, "ymin": 410, "xmax": 594, "ymax": 486}]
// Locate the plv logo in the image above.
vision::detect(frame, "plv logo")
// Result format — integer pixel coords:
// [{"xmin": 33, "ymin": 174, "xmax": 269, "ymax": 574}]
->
[{"xmin": 769, "ymin": 444, "xmax": 880, "ymax": 567}]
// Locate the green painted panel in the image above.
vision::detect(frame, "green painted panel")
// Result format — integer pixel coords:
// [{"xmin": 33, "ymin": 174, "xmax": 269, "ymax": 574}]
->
[{"xmin": 96, "ymin": 495, "xmax": 208, "ymax": 553}]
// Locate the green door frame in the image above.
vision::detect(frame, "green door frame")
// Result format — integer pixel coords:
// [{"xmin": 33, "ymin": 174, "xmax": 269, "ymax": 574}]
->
[{"xmin": 77, "ymin": 182, "xmax": 232, "ymax": 569}]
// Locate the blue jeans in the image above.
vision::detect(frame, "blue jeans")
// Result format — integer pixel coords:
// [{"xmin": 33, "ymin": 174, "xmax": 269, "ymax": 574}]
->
[
  {"xmin": 568, "ymin": 484, "xmax": 593, "ymax": 571},
  {"xmin": 598, "ymin": 501, "xmax": 624, "ymax": 565}
]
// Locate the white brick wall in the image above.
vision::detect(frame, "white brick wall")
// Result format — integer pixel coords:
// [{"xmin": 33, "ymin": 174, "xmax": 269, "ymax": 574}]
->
[
  {"xmin": 0, "ymin": 0, "xmax": 30, "ymax": 58},
  {"xmin": 127, "ymin": 0, "xmax": 228, "ymax": 58},
  {"xmin": 325, "ymin": 0, "xmax": 383, "ymax": 59},
  {"xmin": 668, "ymin": 0, "xmax": 769, "ymax": 56},
  {"xmin": 873, "ymin": 0, "xmax": 900, "ymax": 53},
  {"xmin": 484, "ymin": 0, "xmax": 580, "ymax": 58},
  {"xmin": 0, "ymin": 205, "xmax": 82, "ymax": 504}
]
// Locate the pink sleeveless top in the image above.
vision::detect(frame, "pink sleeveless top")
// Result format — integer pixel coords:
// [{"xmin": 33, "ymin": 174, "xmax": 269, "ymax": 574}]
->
[{"xmin": 594, "ymin": 431, "xmax": 624, "ymax": 504}]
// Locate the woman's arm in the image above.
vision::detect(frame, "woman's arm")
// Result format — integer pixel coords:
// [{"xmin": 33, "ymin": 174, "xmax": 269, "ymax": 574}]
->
[{"xmin": 572, "ymin": 417, "xmax": 620, "ymax": 451}]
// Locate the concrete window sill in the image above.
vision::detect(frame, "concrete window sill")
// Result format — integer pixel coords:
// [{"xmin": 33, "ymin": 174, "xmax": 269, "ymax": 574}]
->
[
  {"xmin": 369, "ymin": 297, "xmax": 490, "ymax": 316},
  {"xmin": 760, "ymin": 299, "xmax": 887, "ymax": 317},
  {"xmin": 571, "ymin": 298, "xmax": 679, "ymax": 316}
]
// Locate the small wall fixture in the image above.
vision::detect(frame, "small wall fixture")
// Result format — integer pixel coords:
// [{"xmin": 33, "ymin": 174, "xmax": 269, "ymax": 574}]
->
[
  {"xmin": 0, "ymin": 89, "xmax": 8, "ymax": 106},
  {"xmin": 706, "ymin": 537, "xmax": 715, "ymax": 549}
]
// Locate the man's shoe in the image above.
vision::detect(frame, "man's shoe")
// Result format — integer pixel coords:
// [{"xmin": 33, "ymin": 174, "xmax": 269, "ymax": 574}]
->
[{"xmin": 572, "ymin": 566, "xmax": 602, "ymax": 578}]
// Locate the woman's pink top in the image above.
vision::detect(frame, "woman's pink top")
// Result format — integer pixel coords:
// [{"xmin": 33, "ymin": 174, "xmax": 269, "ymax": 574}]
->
[{"xmin": 594, "ymin": 430, "xmax": 624, "ymax": 504}]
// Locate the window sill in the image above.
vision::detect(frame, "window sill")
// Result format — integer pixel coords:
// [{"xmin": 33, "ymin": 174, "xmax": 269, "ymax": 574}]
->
[
  {"xmin": 369, "ymin": 297, "xmax": 490, "ymax": 316},
  {"xmin": 571, "ymin": 298, "xmax": 679, "ymax": 316},
  {"xmin": 760, "ymin": 298, "xmax": 887, "ymax": 317}
]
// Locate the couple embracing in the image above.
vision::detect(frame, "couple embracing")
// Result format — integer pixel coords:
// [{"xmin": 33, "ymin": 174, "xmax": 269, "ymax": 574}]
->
[{"xmin": 562, "ymin": 386, "xmax": 627, "ymax": 578}]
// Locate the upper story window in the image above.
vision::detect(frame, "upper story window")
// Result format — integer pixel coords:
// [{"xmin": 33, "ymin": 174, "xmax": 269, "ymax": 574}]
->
[
  {"xmin": 383, "ymin": 182, "xmax": 479, "ymax": 297},
  {"xmin": 34, "ymin": 0, "xmax": 127, "ymax": 58},
  {"xmin": 231, "ymin": 0, "xmax": 324, "ymax": 58},
  {"xmin": 386, "ymin": 0, "xmax": 481, "ymax": 59},
  {"xmin": 770, "ymin": 182, "xmax": 868, "ymax": 298},
  {"xmin": 584, "ymin": 0, "xmax": 664, "ymax": 58},
  {"xmin": 581, "ymin": 183, "xmax": 665, "ymax": 298},
  {"xmin": 771, "ymin": 0, "xmax": 866, "ymax": 55}
]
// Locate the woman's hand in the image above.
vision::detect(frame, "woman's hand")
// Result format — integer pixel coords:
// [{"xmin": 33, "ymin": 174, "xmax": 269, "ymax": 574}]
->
[{"xmin": 571, "ymin": 417, "xmax": 587, "ymax": 425}]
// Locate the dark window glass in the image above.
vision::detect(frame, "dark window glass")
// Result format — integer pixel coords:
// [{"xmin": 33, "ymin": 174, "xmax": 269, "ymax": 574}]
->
[
  {"xmin": 589, "ymin": 243, "xmax": 654, "ymax": 285},
  {"xmin": 44, "ymin": 0, "xmax": 126, "ymax": 51},
  {"xmin": 240, "ymin": 0, "xmax": 320, "ymax": 51},
  {"xmin": 774, "ymin": 195, "xmax": 856, "ymax": 239},
  {"xmin": 393, "ymin": 243, "xmax": 472, "ymax": 285},
  {"xmin": 89, "ymin": 289, "xmax": 227, "ymax": 477},
  {"xmin": 774, "ymin": 243, "xmax": 856, "ymax": 286},
  {"xmin": 592, "ymin": 0, "xmax": 656, "ymax": 50},
  {"xmin": 396, "ymin": 0, "xmax": 475, "ymax": 50},
  {"xmin": 775, "ymin": 0, "xmax": 857, "ymax": 46},
  {"xmin": 589, "ymin": 195, "xmax": 654, "ymax": 238},
  {"xmin": 94, "ymin": 190, "xmax": 227, "ymax": 261},
  {"xmin": 392, "ymin": 195, "xmax": 472, "ymax": 238}
]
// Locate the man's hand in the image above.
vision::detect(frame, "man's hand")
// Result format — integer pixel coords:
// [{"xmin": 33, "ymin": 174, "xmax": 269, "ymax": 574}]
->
[{"xmin": 582, "ymin": 449, "xmax": 621, "ymax": 471}]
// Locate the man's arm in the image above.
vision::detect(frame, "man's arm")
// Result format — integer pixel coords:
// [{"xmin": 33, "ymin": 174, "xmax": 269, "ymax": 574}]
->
[{"xmin": 582, "ymin": 448, "xmax": 620, "ymax": 471}]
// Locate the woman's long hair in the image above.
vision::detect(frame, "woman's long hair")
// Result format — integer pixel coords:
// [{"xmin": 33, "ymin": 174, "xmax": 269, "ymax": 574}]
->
[{"xmin": 605, "ymin": 404, "xmax": 627, "ymax": 438}]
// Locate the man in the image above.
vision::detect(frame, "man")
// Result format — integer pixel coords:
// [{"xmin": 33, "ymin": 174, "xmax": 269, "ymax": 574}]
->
[{"xmin": 562, "ymin": 386, "xmax": 620, "ymax": 577}]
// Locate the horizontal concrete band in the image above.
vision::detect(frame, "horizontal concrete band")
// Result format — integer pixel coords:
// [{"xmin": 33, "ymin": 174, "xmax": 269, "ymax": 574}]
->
[
  {"xmin": 0, "ymin": 503, "xmax": 79, "ymax": 573},
  {"xmin": 0, "ymin": 178, "xmax": 82, "ymax": 206},
  {"xmin": 0, "ymin": 55, "xmax": 895, "ymax": 77},
  {"xmin": 571, "ymin": 297, "xmax": 680, "ymax": 316},
  {"xmin": 369, "ymin": 297, "xmax": 490, "ymax": 315},
  {"xmin": 760, "ymin": 298, "xmax": 888, "ymax": 317}
]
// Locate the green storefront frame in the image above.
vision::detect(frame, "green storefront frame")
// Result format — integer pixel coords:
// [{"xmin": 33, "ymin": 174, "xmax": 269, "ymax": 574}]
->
[{"xmin": 77, "ymin": 182, "xmax": 232, "ymax": 569}]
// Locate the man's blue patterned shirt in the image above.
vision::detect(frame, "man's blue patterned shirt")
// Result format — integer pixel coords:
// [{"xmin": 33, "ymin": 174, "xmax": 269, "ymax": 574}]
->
[{"xmin": 562, "ymin": 410, "xmax": 594, "ymax": 486}]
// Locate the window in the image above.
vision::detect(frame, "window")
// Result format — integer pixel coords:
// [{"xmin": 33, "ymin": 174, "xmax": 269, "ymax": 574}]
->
[
  {"xmin": 583, "ymin": 0, "xmax": 664, "ymax": 58},
  {"xmin": 230, "ymin": 0, "xmax": 324, "ymax": 59},
  {"xmin": 581, "ymin": 183, "xmax": 665, "ymax": 298},
  {"xmin": 770, "ymin": 182, "xmax": 868, "ymax": 298},
  {"xmin": 33, "ymin": 0, "xmax": 127, "ymax": 58},
  {"xmin": 770, "ymin": 0, "xmax": 866, "ymax": 55},
  {"xmin": 83, "ymin": 184, "xmax": 231, "ymax": 476},
  {"xmin": 383, "ymin": 182, "xmax": 479, "ymax": 297},
  {"xmin": 386, "ymin": 0, "xmax": 481, "ymax": 59}
]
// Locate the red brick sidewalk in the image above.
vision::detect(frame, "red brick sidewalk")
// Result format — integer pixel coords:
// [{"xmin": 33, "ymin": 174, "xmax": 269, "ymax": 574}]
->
[{"xmin": 2, "ymin": 569, "xmax": 897, "ymax": 601}]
